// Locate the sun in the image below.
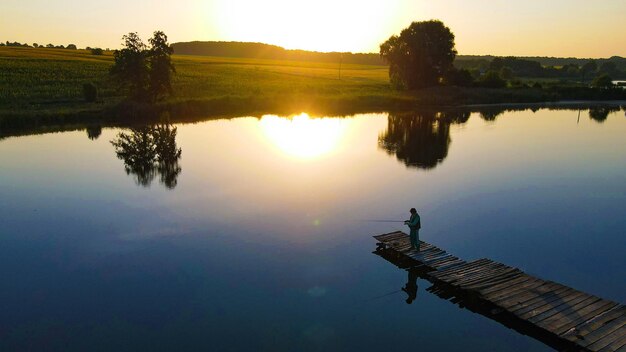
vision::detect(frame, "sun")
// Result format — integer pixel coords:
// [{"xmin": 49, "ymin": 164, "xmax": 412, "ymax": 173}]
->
[
  {"xmin": 259, "ymin": 113, "xmax": 349, "ymax": 159},
  {"xmin": 209, "ymin": 0, "xmax": 398, "ymax": 52}
]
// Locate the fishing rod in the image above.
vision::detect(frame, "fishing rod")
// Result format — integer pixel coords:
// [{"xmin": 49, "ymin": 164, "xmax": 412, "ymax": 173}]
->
[
  {"xmin": 365, "ymin": 289, "xmax": 403, "ymax": 302},
  {"xmin": 360, "ymin": 220, "xmax": 406, "ymax": 223}
]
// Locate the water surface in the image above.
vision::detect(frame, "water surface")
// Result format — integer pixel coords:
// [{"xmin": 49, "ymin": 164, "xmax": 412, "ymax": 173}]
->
[{"xmin": 1, "ymin": 107, "xmax": 625, "ymax": 351}]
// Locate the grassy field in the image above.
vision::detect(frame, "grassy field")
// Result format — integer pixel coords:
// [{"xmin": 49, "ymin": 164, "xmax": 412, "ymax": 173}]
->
[
  {"xmin": 1, "ymin": 46, "xmax": 624, "ymax": 130},
  {"xmin": 0, "ymin": 46, "xmax": 398, "ymax": 114}
]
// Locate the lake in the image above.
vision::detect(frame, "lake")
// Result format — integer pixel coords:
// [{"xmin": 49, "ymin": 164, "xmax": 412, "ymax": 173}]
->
[{"xmin": 1, "ymin": 106, "xmax": 625, "ymax": 351}]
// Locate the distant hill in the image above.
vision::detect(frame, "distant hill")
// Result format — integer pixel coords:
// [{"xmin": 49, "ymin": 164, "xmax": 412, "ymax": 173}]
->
[
  {"xmin": 172, "ymin": 41, "xmax": 626, "ymax": 75},
  {"xmin": 171, "ymin": 41, "xmax": 386, "ymax": 66},
  {"xmin": 455, "ymin": 55, "xmax": 626, "ymax": 71}
]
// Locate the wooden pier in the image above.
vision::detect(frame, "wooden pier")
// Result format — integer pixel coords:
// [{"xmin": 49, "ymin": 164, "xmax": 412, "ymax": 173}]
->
[{"xmin": 374, "ymin": 231, "xmax": 625, "ymax": 352}]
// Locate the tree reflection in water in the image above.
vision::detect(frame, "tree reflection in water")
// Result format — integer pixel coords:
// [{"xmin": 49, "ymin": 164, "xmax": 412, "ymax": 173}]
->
[
  {"xmin": 588, "ymin": 106, "xmax": 620, "ymax": 123},
  {"xmin": 110, "ymin": 124, "xmax": 182, "ymax": 189},
  {"xmin": 378, "ymin": 110, "xmax": 469, "ymax": 169}
]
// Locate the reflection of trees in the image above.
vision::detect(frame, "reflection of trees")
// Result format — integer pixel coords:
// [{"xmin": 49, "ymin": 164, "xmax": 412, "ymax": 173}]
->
[
  {"xmin": 379, "ymin": 110, "xmax": 469, "ymax": 169},
  {"xmin": 589, "ymin": 107, "xmax": 619, "ymax": 123},
  {"xmin": 479, "ymin": 107, "xmax": 505, "ymax": 122},
  {"xmin": 86, "ymin": 125, "xmax": 102, "ymax": 140},
  {"xmin": 111, "ymin": 124, "xmax": 182, "ymax": 189}
]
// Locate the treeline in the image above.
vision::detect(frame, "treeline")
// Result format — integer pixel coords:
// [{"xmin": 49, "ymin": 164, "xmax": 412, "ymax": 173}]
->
[
  {"xmin": 455, "ymin": 56, "xmax": 626, "ymax": 80},
  {"xmin": 171, "ymin": 41, "xmax": 387, "ymax": 65},
  {"xmin": 0, "ymin": 41, "xmax": 107, "ymax": 54}
]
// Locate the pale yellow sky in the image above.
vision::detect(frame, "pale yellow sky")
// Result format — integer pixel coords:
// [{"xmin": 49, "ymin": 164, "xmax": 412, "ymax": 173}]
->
[{"xmin": 1, "ymin": 0, "xmax": 625, "ymax": 58}]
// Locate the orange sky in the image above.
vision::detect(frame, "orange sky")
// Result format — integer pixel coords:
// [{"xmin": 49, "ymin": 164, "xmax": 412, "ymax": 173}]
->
[{"xmin": 2, "ymin": 0, "xmax": 625, "ymax": 58}]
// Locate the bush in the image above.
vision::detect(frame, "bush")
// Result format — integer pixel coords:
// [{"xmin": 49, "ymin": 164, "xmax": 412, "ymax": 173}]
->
[
  {"xmin": 83, "ymin": 82, "xmax": 98, "ymax": 102},
  {"xmin": 445, "ymin": 68, "xmax": 474, "ymax": 87},
  {"xmin": 477, "ymin": 70, "xmax": 506, "ymax": 88},
  {"xmin": 91, "ymin": 48, "xmax": 104, "ymax": 55},
  {"xmin": 592, "ymin": 74, "xmax": 613, "ymax": 88}
]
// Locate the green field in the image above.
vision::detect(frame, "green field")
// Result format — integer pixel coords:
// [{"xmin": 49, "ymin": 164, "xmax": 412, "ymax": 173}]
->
[
  {"xmin": 1, "ymin": 46, "xmax": 624, "ymax": 130},
  {"xmin": 0, "ymin": 46, "xmax": 401, "ymax": 115}
]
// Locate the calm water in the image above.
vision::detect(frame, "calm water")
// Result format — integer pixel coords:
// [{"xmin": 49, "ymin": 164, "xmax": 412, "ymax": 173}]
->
[{"xmin": 1, "ymin": 107, "xmax": 625, "ymax": 351}]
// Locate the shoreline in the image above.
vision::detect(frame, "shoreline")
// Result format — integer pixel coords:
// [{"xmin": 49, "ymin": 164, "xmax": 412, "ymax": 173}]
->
[{"xmin": 1, "ymin": 97, "xmax": 623, "ymax": 141}]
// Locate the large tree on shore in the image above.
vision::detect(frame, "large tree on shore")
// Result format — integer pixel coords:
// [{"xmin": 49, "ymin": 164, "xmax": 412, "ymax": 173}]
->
[
  {"xmin": 380, "ymin": 20, "xmax": 457, "ymax": 90},
  {"xmin": 110, "ymin": 31, "xmax": 175, "ymax": 102}
]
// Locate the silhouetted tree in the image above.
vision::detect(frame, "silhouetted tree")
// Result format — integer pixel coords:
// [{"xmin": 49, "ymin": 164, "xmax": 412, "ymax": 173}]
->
[
  {"xmin": 110, "ymin": 32, "xmax": 149, "ymax": 101},
  {"xmin": 90, "ymin": 48, "xmax": 103, "ymax": 55},
  {"xmin": 444, "ymin": 68, "xmax": 474, "ymax": 87},
  {"xmin": 67, "ymin": 44, "xmax": 77, "ymax": 50},
  {"xmin": 380, "ymin": 20, "xmax": 457, "ymax": 89},
  {"xmin": 110, "ymin": 31, "xmax": 175, "ymax": 102},
  {"xmin": 581, "ymin": 61, "xmax": 597, "ymax": 81},
  {"xmin": 599, "ymin": 62, "xmax": 618, "ymax": 77},
  {"xmin": 592, "ymin": 74, "xmax": 613, "ymax": 88},
  {"xmin": 86, "ymin": 125, "xmax": 102, "ymax": 140},
  {"xmin": 111, "ymin": 124, "xmax": 182, "ymax": 189},
  {"xmin": 147, "ymin": 31, "xmax": 175, "ymax": 101},
  {"xmin": 477, "ymin": 70, "xmax": 506, "ymax": 88}
]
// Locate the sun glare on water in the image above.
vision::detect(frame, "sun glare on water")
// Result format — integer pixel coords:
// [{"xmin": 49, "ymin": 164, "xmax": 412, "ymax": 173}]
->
[{"xmin": 259, "ymin": 113, "xmax": 349, "ymax": 159}]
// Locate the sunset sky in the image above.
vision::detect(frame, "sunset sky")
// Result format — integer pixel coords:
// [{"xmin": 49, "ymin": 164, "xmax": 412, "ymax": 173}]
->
[{"xmin": 2, "ymin": 0, "xmax": 625, "ymax": 58}]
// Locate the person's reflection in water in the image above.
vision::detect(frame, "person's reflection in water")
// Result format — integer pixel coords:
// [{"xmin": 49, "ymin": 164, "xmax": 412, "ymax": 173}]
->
[
  {"xmin": 401, "ymin": 269, "xmax": 419, "ymax": 304},
  {"xmin": 110, "ymin": 124, "xmax": 182, "ymax": 189}
]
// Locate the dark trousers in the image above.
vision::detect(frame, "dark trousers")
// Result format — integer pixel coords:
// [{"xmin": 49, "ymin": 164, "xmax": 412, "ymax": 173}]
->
[{"xmin": 410, "ymin": 228, "xmax": 420, "ymax": 249}]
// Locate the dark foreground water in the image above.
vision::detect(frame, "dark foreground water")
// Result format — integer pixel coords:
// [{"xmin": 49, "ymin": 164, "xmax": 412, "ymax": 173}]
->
[{"xmin": 1, "ymin": 107, "xmax": 625, "ymax": 351}]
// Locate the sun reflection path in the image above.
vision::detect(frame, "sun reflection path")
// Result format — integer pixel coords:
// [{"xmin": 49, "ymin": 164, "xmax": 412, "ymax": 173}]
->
[{"xmin": 259, "ymin": 113, "xmax": 349, "ymax": 159}]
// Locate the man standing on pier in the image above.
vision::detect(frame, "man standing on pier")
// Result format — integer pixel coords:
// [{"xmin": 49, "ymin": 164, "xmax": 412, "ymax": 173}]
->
[{"xmin": 405, "ymin": 208, "xmax": 421, "ymax": 251}]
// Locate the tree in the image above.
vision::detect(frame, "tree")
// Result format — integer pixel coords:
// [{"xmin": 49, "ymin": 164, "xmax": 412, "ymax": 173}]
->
[
  {"xmin": 599, "ymin": 61, "xmax": 618, "ymax": 77},
  {"xmin": 581, "ymin": 61, "xmax": 597, "ymax": 81},
  {"xmin": 444, "ymin": 68, "xmax": 474, "ymax": 87},
  {"xmin": 477, "ymin": 70, "xmax": 506, "ymax": 88},
  {"xmin": 592, "ymin": 74, "xmax": 613, "ymax": 88},
  {"xmin": 110, "ymin": 32, "xmax": 149, "ymax": 100},
  {"xmin": 67, "ymin": 44, "xmax": 77, "ymax": 50},
  {"xmin": 110, "ymin": 31, "xmax": 175, "ymax": 102},
  {"xmin": 147, "ymin": 31, "xmax": 175, "ymax": 101},
  {"xmin": 380, "ymin": 20, "xmax": 457, "ymax": 89}
]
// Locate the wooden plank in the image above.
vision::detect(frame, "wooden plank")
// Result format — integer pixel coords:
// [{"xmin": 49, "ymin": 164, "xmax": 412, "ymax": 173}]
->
[
  {"xmin": 586, "ymin": 322, "xmax": 626, "ymax": 351},
  {"xmin": 500, "ymin": 284, "xmax": 573, "ymax": 313},
  {"xmin": 433, "ymin": 261, "xmax": 501, "ymax": 281},
  {"xmin": 434, "ymin": 260, "xmax": 467, "ymax": 271},
  {"xmin": 457, "ymin": 266, "xmax": 520, "ymax": 286},
  {"xmin": 518, "ymin": 291, "xmax": 591, "ymax": 321},
  {"xmin": 561, "ymin": 306, "xmax": 626, "ymax": 341},
  {"xmin": 422, "ymin": 255, "xmax": 456, "ymax": 267},
  {"xmin": 477, "ymin": 275, "xmax": 541, "ymax": 296},
  {"xmin": 540, "ymin": 296, "xmax": 617, "ymax": 332},
  {"xmin": 493, "ymin": 282, "xmax": 567, "ymax": 310},
  {"xmin": 453, "ymin": 268, "xmax": 518, "ymax": 288},
  {"xmin": 430, "ymin": 257, "xmax": 462, "ymax": 269},
  {"xmin": 463, "ymin": 271, "xmax": 526, "ymax": 291},
  {"xmin": 512, "ymin": 288, "xmax": 581, "ymax": 320},
  {"xmin": 430, "ymin": 259, "xmax": 491, "ymax": 278},
  {"xmin": 598, "ymin": 330, "xmax": 626, "ymax": 352},
  {"xmin": 534, "ymin": 294, "xmax": 601, "ymax": 326},
  {"xmin": 455, "ymin": 265, "xmax": 517, "ymax": 285},
  {"xmin": 579, "ymin": 316, "xmax": 626, "ymax": 347},
  {"xmin": 550, "ymin": 302, "xmax": 622, "ymax": 339},
  {"xmin": 483, "ymin": 278, "xmax": 552, "ymax": 303}
]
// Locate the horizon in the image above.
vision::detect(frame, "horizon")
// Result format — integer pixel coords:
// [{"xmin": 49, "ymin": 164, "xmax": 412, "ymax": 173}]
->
[{"xmin": 2, "ymin": 0, "xmax": 626, "ymax": 58}]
